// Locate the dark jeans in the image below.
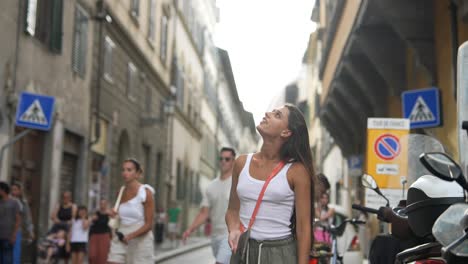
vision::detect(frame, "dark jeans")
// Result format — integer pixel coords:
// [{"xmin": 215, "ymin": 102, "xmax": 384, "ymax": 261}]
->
[{"xmin": 0, "ymin": 239, "xmax": 13, "ymax": 264}]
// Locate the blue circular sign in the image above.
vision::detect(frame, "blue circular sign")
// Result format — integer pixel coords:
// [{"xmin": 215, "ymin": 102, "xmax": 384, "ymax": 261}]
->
[{"xmin": 374, "ymin": 134, "xmax": 401, "ymax": 161}]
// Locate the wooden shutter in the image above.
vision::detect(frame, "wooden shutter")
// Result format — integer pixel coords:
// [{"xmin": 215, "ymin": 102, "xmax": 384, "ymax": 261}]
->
[
  {"xmin": 50, "ymin": 0, "xmax": 63, "ymax": 53},
  {"xmin": 72, "ymin": 5, "xmax": 88, "ymax": 77},
  {"xmin": 148, "ymin": 0, "xmax": 156, "ymax": 41}
]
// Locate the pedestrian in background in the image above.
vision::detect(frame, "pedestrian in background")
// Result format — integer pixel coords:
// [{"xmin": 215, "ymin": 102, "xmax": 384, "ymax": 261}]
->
[
  {"xmin": 88, "ymin": 199, "xmax": 111, "ymax": 264},
  {"xmin": 155, "ymin": 206, "xmax": 167, "ymax": 245},
  {"xmin": 50, "ymin": 191, "xmax": 76, "ymax": 263},
  {"xmin": 316, "ymin": 173, "xmax": 330, "ymax": 199},
  {"xmin": 314, "ymin": 192, "xmax": 334, "ymax": 244},
  {"xmin": 11, "ymin": 182, "xmax": 35, "ymax": 264},
  {"xmin": 226, "ymin": 104, "xmax": 315, "ymax": 264},
  {"xmin": 107, "ymin": 158, "xmax": 155, "ymax": 264},
  {"xmin": 182, "ymin": 147, "xmax": 236, "ymax": 264},
  {"xmin": 50, "ymin": 191, "xmax": 77, "ymax": 232},
  {"xmin": 0, "ymin": 181, "xmax": 21, "ymax": 264},
  {"xmin": 167, "ymin": 201, "xmax": 181, "ymax": 248},
  {"xmin": 69, "ymin": 205, "xmax": 89, "ymax": 264}
]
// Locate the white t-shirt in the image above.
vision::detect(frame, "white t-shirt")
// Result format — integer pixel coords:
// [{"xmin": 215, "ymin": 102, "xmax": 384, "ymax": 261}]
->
[
  {"xmin": 119, "ymin": 184, "xmax": 155, "ymax": 226},
  {"xmin": 70, "ymin": 219, "xmax": 89, "ymax": 243},
  {"xmin": 201, "ymin": 176, "xmax": 232, "ymax": 237}
]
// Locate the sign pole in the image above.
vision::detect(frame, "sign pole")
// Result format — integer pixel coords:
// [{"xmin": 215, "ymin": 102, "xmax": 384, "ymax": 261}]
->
[{"xmin": 0, "ymin": 129, "xmax": 32, "ymax": 180}]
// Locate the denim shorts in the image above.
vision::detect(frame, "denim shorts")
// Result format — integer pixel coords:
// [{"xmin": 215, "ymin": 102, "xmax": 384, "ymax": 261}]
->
[{"xmin": 211, "ymin": 235, "xmax": 232, "ymax": 264}]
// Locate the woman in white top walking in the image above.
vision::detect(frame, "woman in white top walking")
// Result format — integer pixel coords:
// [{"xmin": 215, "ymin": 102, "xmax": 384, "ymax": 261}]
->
[
  {"xmin": 226, "ymin": 104, "xmax": 315, "ymax": 264},
  {"xmin": 107, "ymin": 158, "xmax": 155, "ymax": 264},
  {"xmin": 69, "ymin": 205, "xmax": 90, "ymax": 264}
]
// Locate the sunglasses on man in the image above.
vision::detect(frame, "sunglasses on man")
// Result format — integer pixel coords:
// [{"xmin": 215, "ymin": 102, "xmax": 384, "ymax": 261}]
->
[{"xmin": 219, "ymin": 157, "xmax": 233, "ymax": 162}]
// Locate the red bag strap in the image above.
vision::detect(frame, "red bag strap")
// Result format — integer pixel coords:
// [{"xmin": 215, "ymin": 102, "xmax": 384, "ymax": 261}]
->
[{"xmin": 247, "ymin": 160, "xmax": 286, "ymax": 230}]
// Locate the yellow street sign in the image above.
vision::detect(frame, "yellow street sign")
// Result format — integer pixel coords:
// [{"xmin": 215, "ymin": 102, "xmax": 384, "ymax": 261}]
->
[{"xmin": 366, "ymin": 118, "xmax": 410, "ymax": 189}]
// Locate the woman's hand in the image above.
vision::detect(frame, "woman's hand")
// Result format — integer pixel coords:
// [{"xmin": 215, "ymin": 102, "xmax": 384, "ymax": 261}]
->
[
  {"xmin": 228, "ymin": 230, "xmax": 242, "ymax": 253},
  {"xmin": 122, "ymin": 233, "xmax": 135, "ymax": 244}
]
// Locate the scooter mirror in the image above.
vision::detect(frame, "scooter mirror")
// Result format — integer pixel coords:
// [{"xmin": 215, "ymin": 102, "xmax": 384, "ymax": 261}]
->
[
  {"xmin": 419, "ymin": 152, "xmax": 468, "ymax": 191},
  {"xmin": 361, "ymin": 174, "xmax": 390, "ymax": 207},
  {"xmin": 361, "ymin": 174, "xmax": 378, "ymax": 189}
]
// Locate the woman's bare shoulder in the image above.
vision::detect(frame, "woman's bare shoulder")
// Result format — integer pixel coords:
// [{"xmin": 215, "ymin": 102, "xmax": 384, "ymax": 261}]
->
[
  {"xmin": 232, "ymin": 154, "xmax": 250, "ymax": 177},
  {"xmin": 234, "ymin": 154, "xmax": 249, "ymax": 166},
  {"xmin": 288, "ymin": 162, "xmax": 311, "ymax": 182}
]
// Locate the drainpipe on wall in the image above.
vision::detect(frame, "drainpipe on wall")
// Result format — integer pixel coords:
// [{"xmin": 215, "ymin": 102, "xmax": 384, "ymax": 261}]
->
[{"xmin": 89, "ymin": 0, "xmax": 105, "ymax": 147}]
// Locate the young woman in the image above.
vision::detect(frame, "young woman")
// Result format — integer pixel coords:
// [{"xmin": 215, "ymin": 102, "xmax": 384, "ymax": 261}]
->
[
  {"xmin": 226, "ymin": 104, "xmax": 315, "ymax": 264},
  {"xmin": 107, "ymin": 158, "xmax": 155, "ymax": 264},
  {"xmin": 50, "ymin": 191, "xmax": 77, "ymax": 232},
  {"xmin": 88, "ymin": 199, "xmax": 111, "ymax": 264},
  {"xmin": 50, "ymin": 191, "xmax": 77, "ymax": 262},
  {"xmin": 69, "ymin": 206, "xmax": 90, "ymax": 264}
]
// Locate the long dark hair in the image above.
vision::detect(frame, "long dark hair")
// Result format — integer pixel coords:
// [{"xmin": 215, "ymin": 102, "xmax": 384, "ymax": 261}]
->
[{"xmin": 282, "ymin": 104, "xmax": 316, "ymax": 243}]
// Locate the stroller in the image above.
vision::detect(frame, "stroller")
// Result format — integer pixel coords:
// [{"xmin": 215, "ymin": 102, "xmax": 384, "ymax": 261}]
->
[{"xmin": 37, "ymin": 228, "xmax": 68, "ymax": 264}]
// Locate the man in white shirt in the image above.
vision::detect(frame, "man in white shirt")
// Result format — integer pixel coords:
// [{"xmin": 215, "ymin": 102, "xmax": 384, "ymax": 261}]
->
[{"xmin": 182, "ymin": 147, "xmax": 235, "ymax": 264}]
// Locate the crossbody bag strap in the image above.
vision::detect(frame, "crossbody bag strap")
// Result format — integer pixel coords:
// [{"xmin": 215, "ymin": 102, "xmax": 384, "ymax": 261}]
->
[
  {"xmin": 113, "ymin": 186, "xmax": 125, "ymax": 212},
  {"xmin": 247, "ymin": 160, "xmax": 286, "ymax": 229}
]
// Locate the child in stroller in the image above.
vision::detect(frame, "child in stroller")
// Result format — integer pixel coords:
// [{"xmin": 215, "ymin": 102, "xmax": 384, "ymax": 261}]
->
[{"xmin": 37, "ymin": 228, "xmax": 67, "ymax": 264}]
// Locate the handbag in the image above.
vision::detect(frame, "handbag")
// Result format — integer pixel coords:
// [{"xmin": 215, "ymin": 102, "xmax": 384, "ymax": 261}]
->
[
  {"xmin": 232, "ymin": 161, "xmax": 286, "ymax": 264},
  {"xmin": 108, "ymin": 186, "xmax": 125, "ymax": 230}
]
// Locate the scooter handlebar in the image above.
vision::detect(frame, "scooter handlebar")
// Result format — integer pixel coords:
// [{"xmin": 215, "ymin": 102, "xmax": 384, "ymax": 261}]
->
[{"xmin": 352, "ymin": 204, "xmax": 380, "ymax": 215}]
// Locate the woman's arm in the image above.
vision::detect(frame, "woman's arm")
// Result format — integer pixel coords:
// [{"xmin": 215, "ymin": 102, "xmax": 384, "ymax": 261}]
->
[
  {"xmin": 290, "ymin": 163, "xmax": 312, "ymax": 264},
  {"xmin": 50, "ymin": 205, "xmax": 59, "ymax": 223},
  {"xmin": 124, "ymin": 189, "xmax": 155, "ymax": 242},
  {"xmin": 82, "ymin": 217, "xmax": 90, "ymax": 230},
  {"xmin": 225, "ymin": 155, "xmax": 246, "ymax": 252},
  {"xmin": 70, "ymin": 204, "xmax": 77, "ymax": 224}
]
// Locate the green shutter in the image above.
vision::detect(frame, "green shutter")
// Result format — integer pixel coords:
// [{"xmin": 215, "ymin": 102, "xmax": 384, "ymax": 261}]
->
[
  {"xmin": 50, "ymin": 0, "xmax": 63, "ymax": 53},
  {"xmin": 72, "ymin": 6, "xmax": 88, "ymax": 77},
  {"xmin": 80, "ymin": 16, "xmax": 88, "ymax": 75}
]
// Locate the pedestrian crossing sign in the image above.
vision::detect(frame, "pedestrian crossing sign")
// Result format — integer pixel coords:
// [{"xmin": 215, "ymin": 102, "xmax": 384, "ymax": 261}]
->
[
  {"xmin": 402, "ymin": 87, "xmax": 441, "ymax": 129},
  {"xmin": 15, "ymin": 92, "xmax": 55, "ymax": 131}
]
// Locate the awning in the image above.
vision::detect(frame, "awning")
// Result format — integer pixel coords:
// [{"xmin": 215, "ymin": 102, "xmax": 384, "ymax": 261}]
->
[{"xmin": 317, "ymin": 0, "xmax": 435, "ymax": 157}]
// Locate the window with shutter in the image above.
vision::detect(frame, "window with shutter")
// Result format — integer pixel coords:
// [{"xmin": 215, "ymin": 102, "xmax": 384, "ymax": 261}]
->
[
  {"xmin": 131, "ymin": 0, "xmax": 140, "ymax": 18},
  {"xmin": 148, "ymin": 0, "xmax": 156, "ymax": 42},
  {"xmin": 160, "ymin": 14, "xmax": 168, "ymax": 63},
  {"xmin": 127, "ymin": 62, "xmax": 138, "ymax": 100},
  {"xmin": 25, "ymin": 0, "xmax": 63, "ymax": 53},
  {"xmin": 72, "ymin": 4, "xmax": 88, "ymax": 77},
  {"xmin": 49, "ymin": 0, "xmax": 63, "ymax": 53},
  {"xmin": 25, "ymin": 0, "xmax": 38, "ymax": 35},
  {"xmin": 145, "ymin": 86, "xmax": 152, "ymax": 113},
  {"xmin": 176, "ymin": 68, "xmax": 185, "ymax": 109},
  {"xmin": 103, "ymin": 36, "xmax": 115, "ymax": 82}
]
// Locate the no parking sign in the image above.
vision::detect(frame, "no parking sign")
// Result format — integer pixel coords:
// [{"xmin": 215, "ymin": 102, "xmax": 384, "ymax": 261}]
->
[{"xmin": 366, "ymin": 118, "xmax": 410, "ymax": 207}]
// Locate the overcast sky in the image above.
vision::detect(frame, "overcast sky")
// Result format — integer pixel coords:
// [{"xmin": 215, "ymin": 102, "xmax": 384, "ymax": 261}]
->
[{"xmin": 215, "ymin": 0, "xmax": 316, "ymax": 125}]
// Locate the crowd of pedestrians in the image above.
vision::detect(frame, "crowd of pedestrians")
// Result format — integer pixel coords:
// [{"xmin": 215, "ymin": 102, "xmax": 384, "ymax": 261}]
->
[{"xmin": 0, "ymin": 104, "xmax": 323, "ymax": 264}]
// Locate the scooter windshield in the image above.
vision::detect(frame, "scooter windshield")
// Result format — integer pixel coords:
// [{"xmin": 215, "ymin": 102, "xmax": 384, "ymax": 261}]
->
[
  {"xmin": 432, "ymin": 203, "xmax": 468, "ymax": 257},
  {"xmin": 395, "ymin": 134, "xmax": 445, "ymax": 187}
]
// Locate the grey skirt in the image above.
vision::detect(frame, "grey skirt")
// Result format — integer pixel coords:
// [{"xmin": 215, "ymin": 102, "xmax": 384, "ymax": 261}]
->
[{"xmin": 231, "ymin": 236, "xmax": 297, "ymax": 264}]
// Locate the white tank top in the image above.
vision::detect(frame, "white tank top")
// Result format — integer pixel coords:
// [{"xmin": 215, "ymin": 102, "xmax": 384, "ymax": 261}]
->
[
  {"xmin": 70, "ymin": 219, "xmax": 89, "ymax": 243},
  {"xmin": 119, "ymin": 184, "xmax": 155, "ymax": 226},
  {"xmin": 237, "ymin": 153, "xmax": 295, "ymax": 240}
]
